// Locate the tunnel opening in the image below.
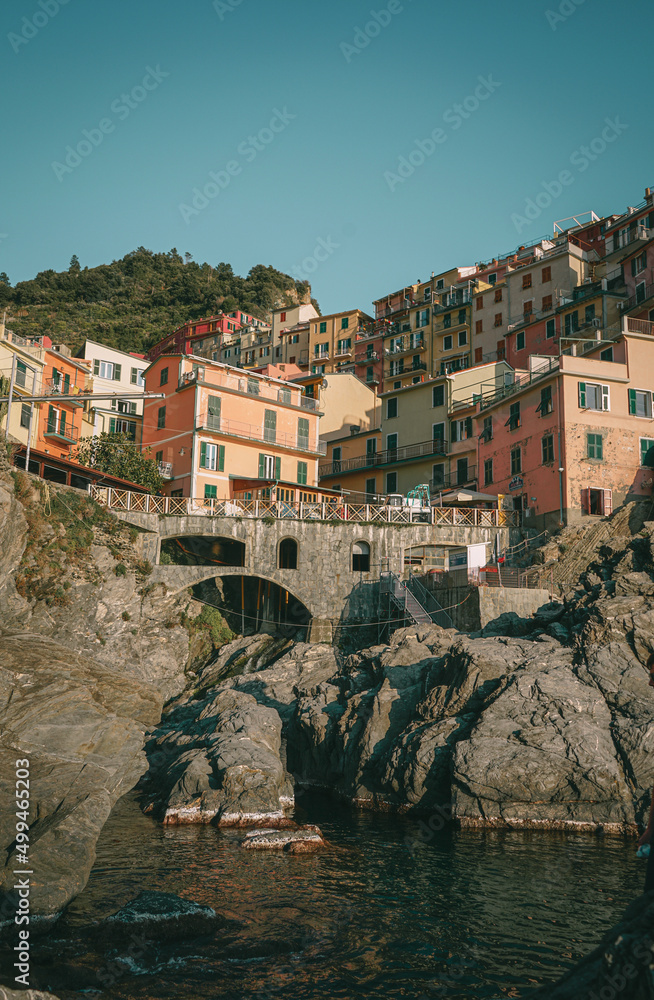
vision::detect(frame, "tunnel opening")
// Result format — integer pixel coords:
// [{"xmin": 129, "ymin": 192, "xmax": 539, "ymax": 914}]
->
[
  {"xmin": 192, "ymin": 576, "xmax": 311, "ymax": 640},
  {"xmin": 160, "ymin": 535, "xmax": 245, "ymax": 567}
]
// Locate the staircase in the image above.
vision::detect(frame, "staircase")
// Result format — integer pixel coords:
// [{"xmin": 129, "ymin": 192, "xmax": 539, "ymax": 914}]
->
[{"xmin": 381, "ymin": 572, "xmax": 454, "ymax": 629}]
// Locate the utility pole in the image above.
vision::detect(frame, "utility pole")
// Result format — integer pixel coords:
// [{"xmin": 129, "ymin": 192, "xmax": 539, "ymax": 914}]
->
[{"xmin": 4, "ymin": 354, "xmax": 16, "ymax": 440}]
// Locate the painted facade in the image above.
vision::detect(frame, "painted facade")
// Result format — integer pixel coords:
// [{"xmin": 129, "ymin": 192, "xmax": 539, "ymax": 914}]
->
[
  {"xmin": 35, "ymin": 348, "xmax": 90, "ymax": 459},
  {"xmin": 75, "ymin": 340, "xmax": 147, "ymax": 442}
]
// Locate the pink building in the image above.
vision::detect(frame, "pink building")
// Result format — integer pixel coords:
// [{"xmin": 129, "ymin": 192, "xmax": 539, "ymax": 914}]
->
[{"xmin": 475, "ymin": 324, "xmax": 654, "ymax": 528}]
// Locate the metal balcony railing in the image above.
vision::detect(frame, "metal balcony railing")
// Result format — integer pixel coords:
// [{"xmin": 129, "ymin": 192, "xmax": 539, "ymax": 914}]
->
[
  {"xmin": 620, "ymin": 282, "xmax": 654, "ymax": 313},
  {"xmin": 604, "ymin": 225, "xmax": 650, "ymax": 256},
  {"xmin": 384, "ymin": 359, "xmax": 428, "ymax": 378},
  {"xmin": 44, "ymin": 418, "xmax": 79, "ymax": 444},
  {"xmin": 196, "ymin": 413, "xmax": 326, "ymax": 454},
  {"xmin": 158, "ymin": 462, "xmax": 173, "ymax": 478},
  {"xmin": 319, "ymin": 437, "xmax": 448, "ymax": 477},
  {"xmin": 430, "ymin": 466, "xmax": 478, "ymax": 492}
]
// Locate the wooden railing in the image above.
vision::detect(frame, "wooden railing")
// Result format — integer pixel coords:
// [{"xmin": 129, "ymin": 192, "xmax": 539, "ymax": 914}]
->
[{"xmin": 89, "ymin": 485, "xmax": 520, "ymax": 526}]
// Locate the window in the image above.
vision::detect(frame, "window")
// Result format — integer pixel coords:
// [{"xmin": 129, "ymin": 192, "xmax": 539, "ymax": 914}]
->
[
  {"xmin": 279, "ymin": 386, "xmax": 291, "ymax": 404},
  {"xmin": 366, "ymin": 438, "xmax": 377, "ymax": 458},
  {"xmin": 488, "ymin": 273, "xmax": 497, "ymax": 285},
  {"xmin": 332, "ymin": 446, "xmax": 342, "ymax": 472},
  {"xmin": 564, "ymin": 311, "xmax": 579, "ymax": 335},
  {"xmin": 458, "ymin": 309, "xmax": 466, "ymax": 325},
  {"xmin": 475, "ymin": 320, "xmax": 483, "ymax": 335},
  {"xmin": 432, "ymin": 463, "xmax": 445, "ymax": 486},
  {"xmin": 541, "ymin": 266, "xmax": 551, "ymax": 283},
  {"xmin": 510, "ymin": 447, "xmax": 522, "ymax": 475},
  {"xmin": 636, "ymin": 282, "xmax": 647, "ymax": 303},
  {"xmin": 112, "ymin": 398, "xmax": 137, "ymax": 415},
  {"xmin": 157, "ymin": 406, "xmax": 166, "ymax": 429},
  {"xmin": 352, "ymin": 541, "xmax": 370, "ymax": 573},
  {"xmin": 199, "ymin": 442, "xmax": 224, "ymax": 471},
  {"xmin": 432, "ymin": 422, "xmax": 445, "ymax": 445},
  {"xmin": 366, "ymin": 366, "xmax": 374, "ymax": 382},
  {"xmin": 522, "ymin": 273, "xmax": 532, "ymax": 289},
  {"xmin": 443, "ymin": 313, "xmax": 451, "ymax": 329},
  {"xmin": 93, "ymin": 359, "xmax": 119, "ymax": 380},
  {"xmin": 204, "ymin": 484, "xmax": 218, "ymax": 501},
  {"xmin": 247, "ymin": 377, "xmax": 260, "ymax": 395},
  {"xmin": 482, "ymin": 415, "xmax": 493, "ymax": 442},
  {"xmin": 584, "ymin": 304, "xmax": 596, "ymax": 325},
  {"xmin": 280, "ymin": 312, "xmax": 287, "ymax": 322},
  {"xmin": 494, "ymin": 287, "xmax": 503, "ymax": 303},
  {"xmin": 385, "ymin": 472, "xmax": 397, "ymax": 493},
  {"xmin": 506, "ymin": 401, "xmax": 520, "ymax": 429},
  {"xmin": 312, "ymin": 365, "xmax": 326, "ymax": 375},
  {"xmin": 386, "ymin": 432, "xmax": 398, "ymax": 452},
  {"xmin": 546, "ymin": 318, "xmax": 556, "ymax": 339},
  {"xmin": 523, "ymin": 300, "xmax": 533, "ymax": 317},
  {"xmin": 451, "ymin": 417, "xmax": 472, "ymax": 442},
  {"xmin": 542, "ymin": 295, "xmax": 553, "ymax": 312},
  {"xmin": 629, "ymin": 389, "xmax": 653, "ymax": 418},
  {"xmin": 443, "ymin": 335, "xmax": 453, "ymax": 351},
  {"xmin": 640, "ymin": 438, "xmax": 654, "ymax": 467},
  {"xmin": 456, "ymin": 458, "xmax": 469, "ymax": 484},
  {"xmin": 314, "ymin": 341, "xmax": 329, "ymax": 358},
  {"xmin": 109, "ymin": 417, "xmax": 136, "ymax": 439},
  {"xmin": 206, "ymin": 395, "xmax": 221, "ymax": 430},
  {"xmin": 298, "ymin": 417, "xmax": 309, "ymax": 450},
  {"xmin": 484, "ymin": 458, "xmax": 493, "ymax": 485},
  {"xmin": 474, "ymin": 347, "xmax": 483, "ymax": 363},
  {"xmin": 497, "ymin": 340, "xmax": 506, "ymax": 361},
  {"xmin": 458, "ymin": 330, "xmax": 467, "ymax": 346},
  {"xmin": 494, "ymin": 313, "xmax": 503, "ymax": 327},
  {"xmin": 578, "ymin": 382, "xmax": 609, "ymax": 411},
  {"xmin": 160, "ymin": 367, "xmax": 169, "ymax": 386},
  {"xmin": 537, "ymin": 385, "xmax": 553, "ymax": 415},
  {"xmin": 279, "ymin": 538, "xmax": 298, "ymax": 569},
  {"xmin": 130, "ymin": 367, "xmax": 145, "ymax": 386},
  {"xmin": 587, "ymin": 433, "xmax": 603, "ymax": 460},
  {"xmin": 258, "ymin": 453, "xmax": 281, "ymax": 479},
  {"xmin": 341, "ymin": 317, "xmax": 349, "ymax": 330},
  {"xmin": 542, "ymin": 434, "xmax": 555, "ymax": 463},
  {"xmin": 600, "ymin": 347, "xmax": 613, "ymax": 362},
  {"xmin": 516, "ymin": 331, "xmax": 525, "ymax": 351},
  {"xmin": 386, "ymin": 397, "xmax": 398, "ymax": 419},
  {"xmin": 424, "ymin": 287, "xmax": 432, "ymax": 301},
  {"xmin": 297, "ymin": 461, "xmax": 308, "ymax": 485},
  {"xmin": 436, "ymin": 279, "xmax": 444, "ymax": 290},
  {"xmin": 428, "ymin": 384, "xmax": 443, "ymax": 409},
  {"xmin": 20, "ymin": 403, "xmax": 31, "ymax": 428},
  {"xmin": 476, "ymin": 297, "xmax": 483, "ymax": 311},
  {"xmin": 365, "ymin": 477, "xmax": 376, "ymax": 498},
  {"xmin": 632, "ymin": 251, "xmax": 647, "ymax": 277},
  {"xmin": 155, "ymin": 450, "xmax": 163, "ymax": 464},
  {"xmin": 264, "ymin": 410, "xmax": 277, "ymax": 444},
  {"xmin": 337, "ymin": 338, "xmax": 351, "ymax": 354}
]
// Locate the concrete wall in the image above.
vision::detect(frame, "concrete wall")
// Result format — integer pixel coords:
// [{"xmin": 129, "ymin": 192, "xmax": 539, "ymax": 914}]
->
[{"xmin": 478, "ymin": 585, "xmax": 554, "ymax": 627}]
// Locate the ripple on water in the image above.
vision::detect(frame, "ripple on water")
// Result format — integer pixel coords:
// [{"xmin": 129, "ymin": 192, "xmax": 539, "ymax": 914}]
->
[{"xmin": 48, "ymin": 790, "xmax": 645, "ymax": 999}]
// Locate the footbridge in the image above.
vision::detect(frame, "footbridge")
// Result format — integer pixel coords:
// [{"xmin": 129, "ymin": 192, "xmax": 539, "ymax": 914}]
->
[{"xmin": 90, "ymin": 487, "xmax": 519, "ymax": 628}]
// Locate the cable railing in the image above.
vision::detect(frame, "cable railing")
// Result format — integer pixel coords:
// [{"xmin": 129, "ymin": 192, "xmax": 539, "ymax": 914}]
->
[
  {"xmin": 196, "ymin": 413, "xmax": 326, "ymax": 455},
  {"xmin": 89, "ymin": 485, "xmax": 520, "ymax": 525}
]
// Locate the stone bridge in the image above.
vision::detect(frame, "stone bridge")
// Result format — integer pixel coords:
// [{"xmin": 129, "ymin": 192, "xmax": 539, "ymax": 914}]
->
[{"xmin": 110, "ymin": 507, "xmax": 516, "ymax": 624}]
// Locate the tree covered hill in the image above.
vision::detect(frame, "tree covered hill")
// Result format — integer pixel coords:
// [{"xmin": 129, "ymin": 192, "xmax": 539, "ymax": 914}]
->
[{"xmin": 0, "ymin": 248, "xmax": 316, "ymax": 355}]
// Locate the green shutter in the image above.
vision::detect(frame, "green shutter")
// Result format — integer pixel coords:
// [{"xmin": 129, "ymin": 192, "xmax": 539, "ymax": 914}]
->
[
  {"xmin": 465, "ymin": 417, "xmax": 473, "ymax": 439},
  {"xmin": 597, "ymin": 436, "xmax": 603, "ymax": 460},
  {"xmin": 275, "ymin": 457, "xmax": 281, "ymax": 479},
  {"xmin": 578, "ymin": 382, "xmax": 586, "ymax": 408},
  {"xmin": 93, "ymin": 359, "xmax": 100, "ymax": 376},
  {"xmin": 628, "ymin": 389, "xmax": 637, "ymax": 414},
  {"xmin": 200, "ymin": 441, "xmax": 207, "ymax": 468},
  {"xmin": 451, "ymin": 421, "xmax": 458, "ymax": 443},
  {"xmin": 258, "ymin": 453, "xmax": 265, "ymax": 478},
  {"xmin": 109, "ymin": 417, "xmax": 116, "ymax": 433},
  {"xmin": 218, "ymin": 445, "xmax": 225, "ymax": 471},
  {"xmin": 64, "ymin": 373, "xmax": 70, "ymax": 394},
  {"xmin": 113, "ymin": 364, "xmax": 122, "ymax": 381}
]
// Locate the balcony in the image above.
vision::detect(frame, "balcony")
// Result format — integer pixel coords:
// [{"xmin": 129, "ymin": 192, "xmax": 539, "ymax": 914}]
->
[
  {"xmin": 312, "ymin": 352, "xmax": 330, "ymax": 362},
  {"xmin": 357, "ymin": 320, "xmax": 399, "ymax": 341},
  {"xmin": 196, "ymin": 412, "xmax": 326, "ymax": 454},
  {"xmin": 604, "ymin": 224, "xmax": 650, "ymax": 257},
  {"xmin": 478, "ymin": 357, "xmax": 559, "ymax": 410},
  {"xmin": 384, "ymin": 359, "xmax": 428, "ymax": 379},
  {"xmin": 384, "ymin": 337, "xmax": 425, "ymax": 357},
  {"xmin": 620, "ymin": 281, "xmax": 654, "ymax": 313},
  {"xmin": 433, "ymin": 289, "xmax": 472, "ymax": 313},
  {"xmin": 44, "ymin": 417, "xmax": 78, "ymax": 445},
  {"xmin": 319, "ymin": 437, "xmax": 448, "ymax": 478},
  {"xmin": 625, "ymin": 317, "xmax": 654, "ymax": 336},
  {"xmin": 355, "ymin": 350, "xmax": 380, "ymax": 363}
]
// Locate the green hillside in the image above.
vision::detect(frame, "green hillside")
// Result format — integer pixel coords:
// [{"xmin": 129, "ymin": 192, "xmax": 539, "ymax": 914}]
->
[{"xmin": 0, "ymin": 249, "xmax": 316, "ymax": 355}]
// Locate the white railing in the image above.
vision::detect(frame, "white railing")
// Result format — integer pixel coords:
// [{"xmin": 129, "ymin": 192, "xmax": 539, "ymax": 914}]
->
[{"xmin": 89, "ymin": 485, "xmax": 520, "ymax": 526}]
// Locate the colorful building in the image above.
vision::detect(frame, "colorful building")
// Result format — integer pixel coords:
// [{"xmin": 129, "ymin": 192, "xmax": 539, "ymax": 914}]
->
[
  {"xmin": 35, "ymin": 347, "xmax": 90, "ymax": 459},
  {"xmin": 146, "ymin": 312, "xmax": 268, "ymax": 363},
  {"xmin": 305, "ymin": 308, "xmax": 374, "ymax": 376},
  {"xmin": 75, "ymin": 340, "xmax": 147, "ymax": 442},
  {"xmin": 141, "ymin": 355, "xmax": 324, "ymax": 500},
  {"xmin": 0, "ymin": 326, "xmax": 47, "ymax": 449}
]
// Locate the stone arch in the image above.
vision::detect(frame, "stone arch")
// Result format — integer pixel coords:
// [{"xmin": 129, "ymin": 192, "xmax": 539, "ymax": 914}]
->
[
  {"xmin": 278, "ymin": 536, "xmax": 298, "ymax": 570},
  {"xmin": 351, "ymin": 540, "xmax": 371, "ymax": 573}
]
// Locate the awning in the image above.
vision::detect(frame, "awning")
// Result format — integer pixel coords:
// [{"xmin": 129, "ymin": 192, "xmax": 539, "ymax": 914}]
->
[{"xmin": 435, "ymin": 489, "xmax": 499, "ymax": 506}]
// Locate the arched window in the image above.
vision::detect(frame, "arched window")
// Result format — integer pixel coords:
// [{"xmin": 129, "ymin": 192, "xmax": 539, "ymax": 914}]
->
[
  {"xmin": 279, "ymin": 537, "xmax": 298, "ymax": 570},
  {"xmin": 352, "ymin": 541, "xmax": 370, "ymax": 573}
]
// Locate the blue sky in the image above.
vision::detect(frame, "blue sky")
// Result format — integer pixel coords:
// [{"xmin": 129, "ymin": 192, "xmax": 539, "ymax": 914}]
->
[{"xmin": 1, "ymin": 0, "xmax": 652, "ymax": 315}]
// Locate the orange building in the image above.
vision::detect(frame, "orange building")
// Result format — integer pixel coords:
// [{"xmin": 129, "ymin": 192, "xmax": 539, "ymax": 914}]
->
[
  {"xmin": 141, "ymin": 355, "xmax": 324, "ymax": 500},
  {"xmin": 35, "ymin": 348, "xmax": 90, "ymax": 459}
]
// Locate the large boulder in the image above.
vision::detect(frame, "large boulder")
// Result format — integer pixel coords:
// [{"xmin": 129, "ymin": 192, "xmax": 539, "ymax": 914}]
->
[{"xmin": 0, "ymin": 635, "xmax": 160, "ymax": 920}]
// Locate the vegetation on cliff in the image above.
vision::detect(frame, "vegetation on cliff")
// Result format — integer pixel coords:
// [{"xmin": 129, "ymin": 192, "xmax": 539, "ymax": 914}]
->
[
  {"xmin": 0, "ymin": 249, "xmax": 316, "ymax": 355},
  {"xmin": 76, "ymin": 431, "xmax": 164, "ymax": 492}
]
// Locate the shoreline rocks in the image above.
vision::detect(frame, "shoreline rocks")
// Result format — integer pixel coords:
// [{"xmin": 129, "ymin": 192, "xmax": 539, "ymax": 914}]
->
[{"xmin": 240, "ymin": 824, "xmax": 325, "ymax": 852}]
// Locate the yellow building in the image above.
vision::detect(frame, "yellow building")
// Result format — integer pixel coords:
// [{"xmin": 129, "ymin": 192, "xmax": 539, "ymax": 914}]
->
[
  {"xmin": 308, "ymin": 308, "xmax": 373, "ymax": 376},
  {"xmin": 0, "ymin": 327, "xmax": 46, "ymax": 449}
]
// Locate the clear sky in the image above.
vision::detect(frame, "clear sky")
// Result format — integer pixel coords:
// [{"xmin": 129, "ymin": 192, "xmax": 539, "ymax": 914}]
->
[{"xmin": 1, "ymin": 0, "xmax": 652, "ymax": 315}]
